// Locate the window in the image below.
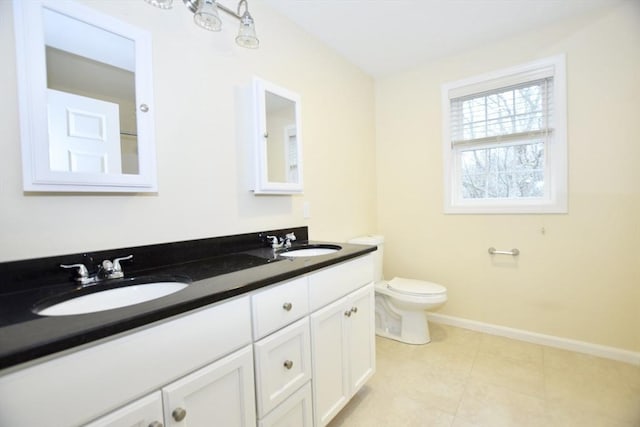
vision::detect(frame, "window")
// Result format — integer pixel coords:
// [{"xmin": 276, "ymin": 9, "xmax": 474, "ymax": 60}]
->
[{"xmin": 442, "ymin": 55, "xmax": 567, "ymax": 213}]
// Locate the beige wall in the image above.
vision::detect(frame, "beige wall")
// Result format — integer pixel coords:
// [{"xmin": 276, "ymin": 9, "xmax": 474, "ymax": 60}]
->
[
  {"xmin": 0, "ymin": 0, "xmax": 377, "ymax": 262},
  {"xmin": 375, "ymin": 1, "xmax": 640, "ymax": 353}
]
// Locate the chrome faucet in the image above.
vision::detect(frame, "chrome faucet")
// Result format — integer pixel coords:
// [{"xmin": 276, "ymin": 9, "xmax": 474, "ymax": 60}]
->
[
  {"xmin": 98, "ymin": 255, "xmax": 133, "ymax": 279},
  {"xmin": 284, "ymin": 232, "xmax": 296, "ymax": 247},
  {"xmin": 266, "ymin": 232, "xmax": 297, "ymax": 249},
  {"xmin": 61, "ymin": 255, "xmax": 133, "ymax": 286},
  {"xmin": 266, "ymin": 235, "xmax": 284, "ymax": 249}
]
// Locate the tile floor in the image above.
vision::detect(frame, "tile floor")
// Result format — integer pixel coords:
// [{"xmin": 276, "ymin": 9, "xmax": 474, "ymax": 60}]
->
[{"xmin": 328, "ymin": 323, "xmax": 640, "ymax": 427}]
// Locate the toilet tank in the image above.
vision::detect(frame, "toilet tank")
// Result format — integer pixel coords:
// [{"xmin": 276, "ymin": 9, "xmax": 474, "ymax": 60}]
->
[{"xmin": 348, "ymin": 235, "xmax": 384, "ymax": 282}]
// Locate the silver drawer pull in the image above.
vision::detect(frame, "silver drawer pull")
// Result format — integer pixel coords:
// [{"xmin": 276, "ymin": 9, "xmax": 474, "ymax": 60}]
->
[
  {"xmin": 351, "ymin": 306, "xmax": 358, "ymax": 314},
  {"xmin": 172, "ymin": 407, "xmax": 187, "ymax": 422},
  {"xmin": 282, "ymin": 302, "xmax": 293, "ymax": 311},
  {"xmin": 283, "ymin": 360, "xmax": 294, "ymax": 369},
  {"xmin": 344, "ymin": 310, "xmax": 352, "ymax": 317},
  {"xmin": 148, "ymin": 422, "xmax": 163, "ymax": 427}
]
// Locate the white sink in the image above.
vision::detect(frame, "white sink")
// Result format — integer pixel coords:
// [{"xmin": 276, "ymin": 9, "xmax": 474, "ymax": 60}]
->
[
  {"xmin": 279, "ymin": 245, "xmax": 341, "ymax": 257},
  {"xmin": 36, "ymin": 282, "xmax": 188, "ymax": 316}
]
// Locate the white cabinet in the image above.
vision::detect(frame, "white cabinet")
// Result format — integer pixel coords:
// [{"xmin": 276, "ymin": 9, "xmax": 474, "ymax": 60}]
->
[
  {"xmin": 162, "ymin": 345, "xmax": 255, "ymax": 427},
  {"xmin": 252, "ymin": 276, "xmax": 313, "ymax": 427},
  {"xmin": 0, "ymin": 253, "xmax": 375, "ymax": 427},
  {"xmin": 310, "ymin": 284, "xmax": 375, "ymax": 427},
  {"xmin": 87, "ymin": 346, "xmax": 255, "ymax": 427},
  {"xmin": 250, "ymin": 77, "xmax": 304, "ymax": 195},
  {"xmin": 12, "ymin": 0, "xmax": 158, "ymax": 192},
  {"xmin": 254, "ymin": 254, "xmax": 375, "ymax": 427}
]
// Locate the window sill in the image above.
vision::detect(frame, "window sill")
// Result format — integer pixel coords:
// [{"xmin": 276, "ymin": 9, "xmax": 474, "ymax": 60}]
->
[{"xmin": 444, "ymin": 200, "xmax": 567, "ymax": 214}]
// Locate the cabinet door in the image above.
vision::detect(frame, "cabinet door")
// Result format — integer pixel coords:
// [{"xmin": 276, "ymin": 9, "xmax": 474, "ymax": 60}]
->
[
  {"xmin": 347, "ymin": 284, "xmax": 376, "ymax": 393},
  {"xmin": 310, "ymin": 296, "xmax": 350, "ymax": 427},
  {"xmin": 162, "ymin": 345, "xmax": 255, "ymax": 427},
  {"xmin": 84, "ymin": 391, "xmax": 163, "ymax": 427}
]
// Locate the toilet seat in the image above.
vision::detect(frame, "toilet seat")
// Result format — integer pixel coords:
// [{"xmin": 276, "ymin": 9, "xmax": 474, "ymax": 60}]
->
[{"xmin": 387, "ymin": 277, "xmax": 447, "ymax": 296}]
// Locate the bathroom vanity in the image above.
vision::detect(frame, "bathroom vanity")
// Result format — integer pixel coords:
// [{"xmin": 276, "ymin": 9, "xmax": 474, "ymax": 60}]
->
[{"xmin": 0, "ymin": 227, "xmax": 376, "ymax": 427}]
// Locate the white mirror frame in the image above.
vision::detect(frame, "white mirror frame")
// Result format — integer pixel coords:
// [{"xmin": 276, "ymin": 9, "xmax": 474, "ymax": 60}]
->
[
  {"xmin": 252, "ymin": 77, "xmax": 303, "ymax": 195},
  {"xmin": 12, "ymin": 0, "xmax": 157, "ymax": 192}
]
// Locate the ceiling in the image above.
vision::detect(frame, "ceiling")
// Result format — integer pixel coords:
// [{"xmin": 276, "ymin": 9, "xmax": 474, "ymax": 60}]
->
[{"xmin": 262, "ymin": 0, "xmax": 624, "ymax": 77}]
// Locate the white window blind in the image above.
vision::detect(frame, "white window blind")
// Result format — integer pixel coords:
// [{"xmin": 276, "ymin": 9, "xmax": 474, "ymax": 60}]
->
[{"xmin": 450, "ymin": 77, "xmax": 554, "ymax": 147}]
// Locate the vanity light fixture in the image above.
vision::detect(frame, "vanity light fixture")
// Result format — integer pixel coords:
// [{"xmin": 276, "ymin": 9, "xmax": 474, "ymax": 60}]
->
[{"xmin": 144, "ymin": 0, "xmax": 259, "ymax": 48}]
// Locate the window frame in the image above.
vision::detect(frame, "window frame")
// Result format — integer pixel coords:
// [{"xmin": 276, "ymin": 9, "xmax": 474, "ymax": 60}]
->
[{"xmin": 441, "ymin": 55, "xmax": 567, "ymax": 214}]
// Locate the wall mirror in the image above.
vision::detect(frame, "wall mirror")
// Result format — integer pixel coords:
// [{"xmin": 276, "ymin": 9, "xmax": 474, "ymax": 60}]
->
[
  {"xmin": 252, "ymin": 78, "xmax": 303, "ymax": 195},
  {"xmin": 12, "ymin": 0, "xmax": 157, "ymax": 192}
]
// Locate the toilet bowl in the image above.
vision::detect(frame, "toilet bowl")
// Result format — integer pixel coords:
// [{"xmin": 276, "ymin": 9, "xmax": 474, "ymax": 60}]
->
[{"xmin": 349, "ymin": 236, "xmax": 447, "ymax": 344}]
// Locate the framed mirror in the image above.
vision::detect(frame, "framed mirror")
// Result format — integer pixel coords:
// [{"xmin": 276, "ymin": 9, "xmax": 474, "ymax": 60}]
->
[
  {"xmin": 252, "ymin": 78, "xmax": 303, "ymax": 195},
  {"xmin": 12, "ymin": 0, "xmax": 157, "ymax": 192}
]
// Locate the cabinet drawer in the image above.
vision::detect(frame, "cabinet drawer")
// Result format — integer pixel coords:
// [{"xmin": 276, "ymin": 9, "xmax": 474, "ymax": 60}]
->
[
  {"xmin": 258, "ymin": 382, "xmax": 313, "ymax": 427},
  {"xmin": 254, "ymin": 317, "xmax": 311, "ymax": 417},
  {"xmin": 308, "ymin": 254, "xmax": 373, "ymax": 311},
  {"xmin": 252, "ymin": 276, "xmax": 308, "ymax": 339}
]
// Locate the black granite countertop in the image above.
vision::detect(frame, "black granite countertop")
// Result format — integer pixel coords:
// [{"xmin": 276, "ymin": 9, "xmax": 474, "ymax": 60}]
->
[{"xmin": 0, "ymin": 227, "xmax": 376, "ymax": 370}]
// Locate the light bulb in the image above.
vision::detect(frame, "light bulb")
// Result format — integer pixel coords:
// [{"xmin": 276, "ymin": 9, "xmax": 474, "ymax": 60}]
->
[
  {"xmin": 194, "ymin": 0, "xmax": 222, "ymax": 31},
  {"xmin": 236, "ymin": 11, "xmax": 258, "ymax": 48}
]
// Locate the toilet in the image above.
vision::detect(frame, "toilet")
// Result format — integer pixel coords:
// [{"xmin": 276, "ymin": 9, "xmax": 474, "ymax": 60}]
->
[{"xmin": 349, "ymin": 235, "xmax": 447, "ymax": 344}]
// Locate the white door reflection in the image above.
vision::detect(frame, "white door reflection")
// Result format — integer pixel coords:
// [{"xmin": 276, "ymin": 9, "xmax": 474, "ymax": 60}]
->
[
  {"xmin": 285, "ymin": 125, "xmax": 299, "ymax": 183},
  {"xmin": 47, "ymin": 89, "xmax": 121, "ymax": 173}
]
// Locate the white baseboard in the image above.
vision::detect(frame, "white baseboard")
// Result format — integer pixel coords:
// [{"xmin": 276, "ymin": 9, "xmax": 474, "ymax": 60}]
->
[{"xmin": 427, "ymin": 313, "xmax": 640, "ymax": 366}]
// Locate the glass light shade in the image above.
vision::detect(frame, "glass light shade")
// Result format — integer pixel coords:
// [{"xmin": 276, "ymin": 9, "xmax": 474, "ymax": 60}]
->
[
  {"xmin": 236, "ymin": 13, "xmax": 259, "ymax": 48},
  {"xmin": 194, "ymin": 0, "xmax": 222, "ymax": 31},
  {"xmin": 144, "ymin": 0, "xmax": 173, "ymax": 9}
]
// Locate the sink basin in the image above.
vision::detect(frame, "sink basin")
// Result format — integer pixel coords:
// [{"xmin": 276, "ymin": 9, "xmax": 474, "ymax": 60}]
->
[
  {"xmin": 278, "ymin": 244, "xmax": 341, "ymax": 258},
  {"xmin": 35, "ymin": 281, "xmax": 189, "ymax": 316}
]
